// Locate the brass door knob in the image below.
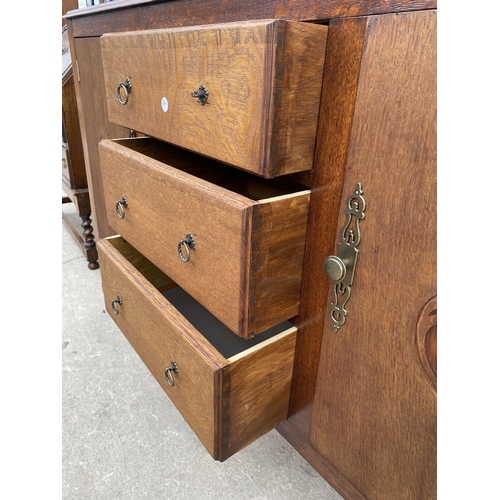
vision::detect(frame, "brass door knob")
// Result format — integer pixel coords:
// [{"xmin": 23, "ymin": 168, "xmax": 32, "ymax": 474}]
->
[{"xmin": 323, "ymin": 256, "xmax": 346, "ymax": 283}]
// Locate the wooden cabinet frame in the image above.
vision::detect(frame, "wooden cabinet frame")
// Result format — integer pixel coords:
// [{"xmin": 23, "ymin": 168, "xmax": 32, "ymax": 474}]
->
[{"xmin": 65, "ymin": 2, "xmax": 437, "ymax": 498}]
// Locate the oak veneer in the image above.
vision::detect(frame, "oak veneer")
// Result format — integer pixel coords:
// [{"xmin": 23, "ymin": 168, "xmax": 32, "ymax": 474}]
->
[
  {"xmin": 309, "ymin": 11, "xmax": 437, "ymax": 500},
  {"xmin": 66, "ymin": 2, "xmax": 437, "ymax": 497},
  {"xmin": 99, "ymin": 137, "xmax": 310, "ymax": 338},
  {"xmin": 100, "ymin": 20, "xmax": 327, "ymax": 177},
  {"xmin": 98, "ymin": 236, "xmax": 297, "ymax": 461}
]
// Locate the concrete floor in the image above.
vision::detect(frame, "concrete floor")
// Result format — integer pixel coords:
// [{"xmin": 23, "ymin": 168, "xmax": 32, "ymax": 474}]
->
[{"xmin": 62, "ymin": 202, "xmax": 343, "ymax": 500}]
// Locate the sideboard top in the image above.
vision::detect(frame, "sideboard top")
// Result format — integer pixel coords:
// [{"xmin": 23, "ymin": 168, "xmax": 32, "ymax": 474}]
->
[{"xmin": 65, "ymin": 0, "xmax": 436, "ymax": 37}]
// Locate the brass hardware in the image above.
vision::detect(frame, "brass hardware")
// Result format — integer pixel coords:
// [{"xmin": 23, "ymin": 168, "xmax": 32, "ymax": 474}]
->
[
  {"xmin": 324, "ymin": 183, "xmax": 366, "ymax": 332},
  {"xmin": 115, "ymin": 196, "xmax": 128, "ymax": 219},
  {"xmin": 191, "ymin": 84, "xmax": 209, "ymax": 105},
  {"xmin": 111, "ymin": 295, "xmax": 122, "ymax": 315},
  {"xmin": 164, "ymin": 361, "xmax": 178, "ymax": 387},
  {"xmin": 178, "ymin": 234, "xmax": 195, "ymax": 262},
  {"xmin": 117, "ymin": 77, "xmax": 132, "ymax": 105}
]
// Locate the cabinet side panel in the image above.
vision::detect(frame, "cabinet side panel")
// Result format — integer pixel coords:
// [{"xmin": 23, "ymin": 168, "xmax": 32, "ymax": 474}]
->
[
  {"xmin": 62, "ymin": 70, "xmax": 87, "ymax": 189},
  {"xmin": 71, "ymin": 34, "xmax": 132, "ymax": 240},
  {"xmin": 310, "ymin": 11, "xmax": 437, "ymax": 500}
]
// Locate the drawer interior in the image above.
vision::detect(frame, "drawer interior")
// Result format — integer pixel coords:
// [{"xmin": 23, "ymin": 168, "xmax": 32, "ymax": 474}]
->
[
  {"xmin": 107, "ymin": 235, "xmax": 294, "ymax": 359},
  {"xmin": 112, "ymin": 137, "xmax": 310, "ymax": 202}
]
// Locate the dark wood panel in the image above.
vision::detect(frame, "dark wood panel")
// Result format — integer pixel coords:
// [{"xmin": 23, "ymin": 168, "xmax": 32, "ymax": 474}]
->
[
  {"xmin": 309, "ymin": 11, "xmax": 437, "ymax": 500},
  {"xmin": 67, "ymin": 0, "xmax": 437, "ymax": 37},
  {"xmin": 62, "ymin": 70, "xmax": 87, "ymax": 189}
]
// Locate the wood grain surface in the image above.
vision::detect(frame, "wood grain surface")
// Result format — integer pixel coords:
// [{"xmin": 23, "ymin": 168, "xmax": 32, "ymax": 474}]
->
[
  {"xmin": 98, "ymin": 236, "xmax": 226, "ymax": 458},
  {"xmin": 70, "ymin": 35, "xmax": 132, "ymax": 240},
  {"xmin": 99, "ymin": 236, "xmax": 298, "ymax": 460},
  {"xmin": 100, "ymin": 20, "xmax": 326, "ymax": 177},
  {"xmin": 222, "ymin": 327, "xmax": 297, "ymax": 460},
  {"xmin": 99, "ymin": 138, "xmax": 309, "ymax": 338},
  {"xmin": 67, "ymin": 0, "xmax": 437, "ymax": 37},
  {"xmin": 66, "ymin": 0, "xmax": 437, "ymax": 491},
  {"xmin": 62, "ymin": 45, "xmax": 87, "ymax": 190},
  {"xmin": 285, "ymin": 15, "xmax": 370, "ymax": 424},
  {"xmin": 249, "ymin": 193, "xmax": 310, "ymax": 334},
  {"xmin": 309, "ymin": 11, "xmax": 437, "ymax": 500}
]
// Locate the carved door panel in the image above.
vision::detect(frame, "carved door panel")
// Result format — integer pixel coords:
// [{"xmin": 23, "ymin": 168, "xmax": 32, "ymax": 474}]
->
[{"xmin": 309, "ymin": 11, "xmax": 437, "ymax": 500}]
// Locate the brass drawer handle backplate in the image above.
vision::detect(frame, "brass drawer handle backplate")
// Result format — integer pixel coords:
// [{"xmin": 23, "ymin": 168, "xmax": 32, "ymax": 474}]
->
[
  {"xmin": 164, "ymin": 361, "xmax": 179, "ymax": 387},
  {"xmin": 191, "ymin": 84, "xmax": 209, "ymax": 105},
  {"xmin": 324, "ymin": 183, "xmax": 366, "ymax": 332},
  {"xmin": 178, "ymin": 233, "xmax": 195, "ymax": 262},
  {"xmin": 115, "ymin": 196, "xmax": 128, "ymax": 219},
  {"xmin": 117, "ymin": 77, "xmax": 132, "ymax": 105},
  {"xmin": 111, "ymin": 295, "xmax": 122, "ymax": 315}
]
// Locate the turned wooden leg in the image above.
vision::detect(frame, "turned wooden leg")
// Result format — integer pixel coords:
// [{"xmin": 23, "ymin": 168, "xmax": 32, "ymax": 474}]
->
[
  {"xmin": 80, "ymin": 213, "xmax": 99, "ymax": 269},
  {"xmin": 69, "ymin": 190, "xmax": 100, "ymax": 270}
]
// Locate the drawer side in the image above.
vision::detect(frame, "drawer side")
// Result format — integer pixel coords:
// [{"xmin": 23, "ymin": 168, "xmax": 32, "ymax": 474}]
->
[
  {"xmin": 220, "ymin": 327, "xmax": 298, "ymax": 461},
  {"xmin": 248, "ymin": 191, "xmax": 311, "ymax": 336},
  {"xmin": 266, "ymin": 21, "xmax": 328, "ymax": 177}
]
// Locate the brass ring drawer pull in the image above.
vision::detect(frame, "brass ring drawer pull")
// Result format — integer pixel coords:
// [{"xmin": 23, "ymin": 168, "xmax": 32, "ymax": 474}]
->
[
  {"xmin": 115, "ymin": 196, "xmax": 128, "ymax": 219},
  {"xmin": 111, "ymin": 295, "xmax": 122, "ymax": 315},
  {"xmin": 164, "ymin": 361, "xmax": 178, "ymax": 387},
  {"xmin": 178, "ymin": 233, "xmax": 195, "ymax": 262},
  {"xmin": 117, "ymin": 77, "xmax": 132, "ymax": 105}
]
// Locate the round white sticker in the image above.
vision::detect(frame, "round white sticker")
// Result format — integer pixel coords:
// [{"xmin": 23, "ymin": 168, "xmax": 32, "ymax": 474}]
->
[{"xmin": 161, "ymin": 97, "xmax": 169, "ymax": 112}]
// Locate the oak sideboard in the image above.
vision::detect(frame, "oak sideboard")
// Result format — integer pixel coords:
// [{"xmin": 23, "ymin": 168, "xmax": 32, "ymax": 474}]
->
[{"xmin": 65, "ymin": 1, "xmax": 437, "ymax": 498}]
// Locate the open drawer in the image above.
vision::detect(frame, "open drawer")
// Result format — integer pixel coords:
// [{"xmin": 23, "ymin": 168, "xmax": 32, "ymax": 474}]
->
[
  {"xmin": 98, "ymin": 236, "xmax": 297, "ymax": 461},
  {"xmin": 99, "ymin": 137, "xmax": 310, "ymax": 339},
  {"xmin": 100, "ymin": 19, "xmax": 328, "ymax": 177}
]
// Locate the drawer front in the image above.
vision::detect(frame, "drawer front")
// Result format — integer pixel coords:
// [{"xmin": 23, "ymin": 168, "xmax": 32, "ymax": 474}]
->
[
  {"xmin": 99, "ymin": 138, "xmax": 310, "ymax": 339},
  {"xmin": 98, "ymin": 236, "xmax": 297, "ymax": 461},
  {"xmin": 100, "ymin": 20, "xmax": 327, "ymax": 178},
  {"xmin": 98, "ymin": 237, "xmax": 224, "ymax": 457}
]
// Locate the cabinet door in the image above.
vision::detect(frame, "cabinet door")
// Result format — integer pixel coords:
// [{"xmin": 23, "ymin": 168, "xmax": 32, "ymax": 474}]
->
[{"xmin": 309, "ymin": 11, "xmax": 437, "ymax": 500}]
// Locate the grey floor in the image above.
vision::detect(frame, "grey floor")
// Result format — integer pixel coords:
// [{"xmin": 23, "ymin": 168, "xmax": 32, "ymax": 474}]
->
[{"xmin": 62, "ymin": 202, "xmax": 343, "ymax": 500}]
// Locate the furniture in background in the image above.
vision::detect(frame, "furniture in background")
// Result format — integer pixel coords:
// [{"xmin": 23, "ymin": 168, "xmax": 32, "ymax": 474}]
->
[
  {"xmin": 62, "ymin": 24, "xmax": 98, "ymax": 269},
  {"xmin": 65, "ymin": 2, "xmax": 437, "ymax": 498},
  {"xmin": 62, "ymin": 0, "xmax": 79, "ymax": 27}
]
